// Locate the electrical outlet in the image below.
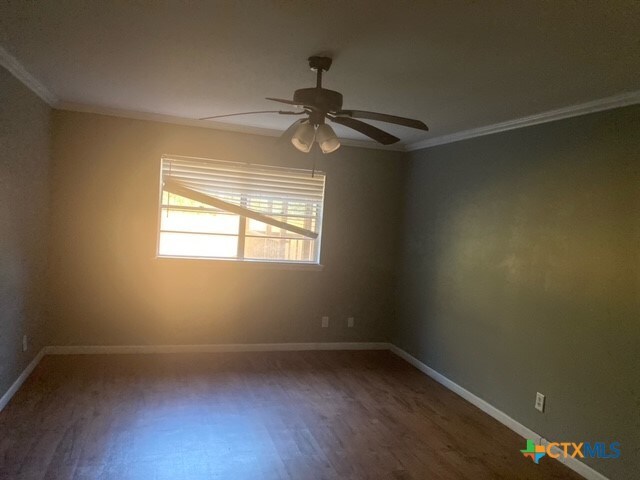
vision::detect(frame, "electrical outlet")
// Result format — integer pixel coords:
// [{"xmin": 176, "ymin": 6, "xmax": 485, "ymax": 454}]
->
[
  {"xmin": 347, "ymin": 317, "xmax": 355, "ymax": 328},
  {"xmin": 535, "ymin": 392, "xmax": 545, "ymax": 412},
  {"xmin": 321, "ymin": 316, "xmax": 329, "ymax": 328},
  {"xmin": 22, "ymin": 335, "xmax": 28, "ymax": 352}
]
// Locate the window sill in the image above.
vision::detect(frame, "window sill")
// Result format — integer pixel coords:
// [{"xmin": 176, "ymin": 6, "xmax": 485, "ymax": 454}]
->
[{"xmin": 156, "ymin": 256, "xmax": 324, "ymax": 271}]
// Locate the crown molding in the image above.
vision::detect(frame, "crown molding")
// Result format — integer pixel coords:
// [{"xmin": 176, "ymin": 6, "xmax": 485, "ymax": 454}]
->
[
  {"xmin": 0, "ymin": 46, "xmax": 57, "ymax": 106},
  {"xmin": 56, "ymin": 101, "xmax": 406, "ymax": 152},
  {"xmin": 406, "ymin": 90, "xmax": 640, "ymax": 151}
]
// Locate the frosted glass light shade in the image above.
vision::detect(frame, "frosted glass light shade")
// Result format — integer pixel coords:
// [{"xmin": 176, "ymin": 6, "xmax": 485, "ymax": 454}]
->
[
  {"xmin": 291, "ymin": 123, "xmax": 316, "ymax": 153},
  {"xmin": 315, "ymin": 124, "xmax": 341, "ymax": 154}
]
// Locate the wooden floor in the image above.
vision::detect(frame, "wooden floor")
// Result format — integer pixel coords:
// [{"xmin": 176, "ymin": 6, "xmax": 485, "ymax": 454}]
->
[{"xmin": 0, "ymin": 351, "xmax": 581, "ymax": 480}]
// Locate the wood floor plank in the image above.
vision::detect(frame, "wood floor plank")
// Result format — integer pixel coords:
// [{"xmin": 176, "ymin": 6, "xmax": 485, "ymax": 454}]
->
[{"xmin": 0, "ymin": 351, "xmax": 582, "ymax": 479}]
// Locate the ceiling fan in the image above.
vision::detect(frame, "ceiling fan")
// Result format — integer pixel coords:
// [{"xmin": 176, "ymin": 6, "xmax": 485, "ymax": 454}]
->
[{"xmin": 199, "ymin": 56, "xmax": 429, "ymax": 153}]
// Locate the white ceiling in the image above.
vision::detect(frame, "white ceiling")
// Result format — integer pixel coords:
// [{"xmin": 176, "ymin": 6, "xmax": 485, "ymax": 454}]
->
[{"xmin": 1, "ymin": 1, "xmax": 639, "ymax": 148}]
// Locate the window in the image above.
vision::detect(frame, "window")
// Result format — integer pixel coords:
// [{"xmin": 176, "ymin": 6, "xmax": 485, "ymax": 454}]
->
[{"xmin": 157, "ymin": 155, "xmax": 325, "ymax": 264}]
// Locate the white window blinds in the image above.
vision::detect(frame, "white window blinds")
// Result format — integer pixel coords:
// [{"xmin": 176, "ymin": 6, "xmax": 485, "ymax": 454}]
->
[{"xmin": 158, "ymin": 155, "xmax": 325, "ymax": 263}]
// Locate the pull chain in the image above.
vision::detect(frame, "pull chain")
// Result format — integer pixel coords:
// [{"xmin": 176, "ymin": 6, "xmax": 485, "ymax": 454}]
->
[
  {"xmin": 312, "ymin": 143, "xmax": 318, "ymax": 178},
  {"xmin": 165, "ymin": 160, "xmax": 172, "ymax": 217}
]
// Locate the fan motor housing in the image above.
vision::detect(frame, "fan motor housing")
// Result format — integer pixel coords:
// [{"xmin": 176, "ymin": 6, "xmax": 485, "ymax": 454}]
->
[{"xmin": 294, "ymin": 88, "xmax": 343, "ymax": 113}]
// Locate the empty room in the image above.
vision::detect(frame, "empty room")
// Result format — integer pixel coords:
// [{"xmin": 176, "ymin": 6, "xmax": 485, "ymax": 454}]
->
[{"xmin": 1, "ymin": 2, "xmax": 638, "ymax": 479}]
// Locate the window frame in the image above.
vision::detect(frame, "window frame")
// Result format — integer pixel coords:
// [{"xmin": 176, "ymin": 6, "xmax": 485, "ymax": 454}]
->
[{"xmin": 155, "ymin": 155, "xmax": 326, "ymax": 268}]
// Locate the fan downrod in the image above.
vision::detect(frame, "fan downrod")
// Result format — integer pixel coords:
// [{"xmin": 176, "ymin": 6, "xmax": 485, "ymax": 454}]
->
[
  {"xmin": 291, "ymin": 56, "xmax": 342, "ymax": 114},
  {"xmin": 309, "ymin": 56, "xmax": 332, "ymax": 90}
]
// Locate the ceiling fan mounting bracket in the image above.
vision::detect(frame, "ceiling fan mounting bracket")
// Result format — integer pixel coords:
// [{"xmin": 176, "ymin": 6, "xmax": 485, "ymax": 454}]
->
[{"xmin": 308, "ymin": 56, "xmax": 332, "ymax": 72}]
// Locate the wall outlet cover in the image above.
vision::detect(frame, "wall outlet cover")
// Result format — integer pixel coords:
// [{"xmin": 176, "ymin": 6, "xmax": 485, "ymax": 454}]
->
[
  {"xmin": 535, "ymin": 392, "xmax": 545, "ymax": 412},
  {"xmin": 347, "ymin": 317, "xmax": 355, "ymax": 328},
  {"xmin": 321, "ymin": 316, "xmax": 329, "ymax": 328}
]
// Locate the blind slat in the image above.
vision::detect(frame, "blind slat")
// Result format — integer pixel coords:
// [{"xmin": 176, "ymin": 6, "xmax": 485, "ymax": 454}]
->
[
  {"xmin": 164, "ymin": 165, "xmax": 325, "ymax": 187},
  {"xmin": 176, "ymin": 182, "xmax": 323, "ymax": 203},
  {"xmin": 168, "ymin": 175, "xmax": 325, "ymax": 196}
]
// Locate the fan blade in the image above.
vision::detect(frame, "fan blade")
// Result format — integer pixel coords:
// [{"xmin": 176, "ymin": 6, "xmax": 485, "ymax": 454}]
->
[
  {"xmin": 199, "ymin": 110, "xmax": 303, "ymax": 120},
  {"xmin": 331, "ymin": 117, "xmax": 400, "ymax": 145},
  {"xmin": 335, "ymin": 110, "xmax": 428, "ymax": 131},
  {"xmin": 266, "ymin": 97, "xmax": 304, "ymax": 106},
  {"xmin": 278, "ymin": 119, "xmax": 306, "ymax": 145}
]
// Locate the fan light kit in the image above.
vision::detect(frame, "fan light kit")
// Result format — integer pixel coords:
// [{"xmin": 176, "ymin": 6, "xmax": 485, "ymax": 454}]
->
[
  {"xmin": 292, "ymin": 123, "xmax": 341, "ymax": 153},
  {"xmin": 200, "ymin": 56, "xmax": 429, "ymax": 154}
]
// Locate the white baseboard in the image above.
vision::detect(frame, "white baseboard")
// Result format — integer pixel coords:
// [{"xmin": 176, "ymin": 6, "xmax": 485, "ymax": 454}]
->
[
  {"xmin": 45, "ymin": 342, "xmax": 391, "ymax": 355},
  {"xmin": 389, "ymin": 345, "xmax": 609, "ymax": 480},
  {"xmin": 0, "ymin": 348, "xmax": 46, "ymax": 413}
]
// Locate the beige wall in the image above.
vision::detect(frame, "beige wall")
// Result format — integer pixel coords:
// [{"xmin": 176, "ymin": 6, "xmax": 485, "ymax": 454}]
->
[
  {"xmin": 49, "ymin": 111, "xmax": 405, "ymax": 346},
  {"xmin": 395, "ymin": 105, "xmax": 640, "ymax": 479},
  {"xmin": 0, "ymin": 66, "xmax": 51, "ymax": 396}
]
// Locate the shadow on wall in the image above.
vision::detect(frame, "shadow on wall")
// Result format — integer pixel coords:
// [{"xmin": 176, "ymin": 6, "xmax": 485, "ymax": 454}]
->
[{"xmin": 0, "ymin": 66, "xmax": 51, "ymax": 396}]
